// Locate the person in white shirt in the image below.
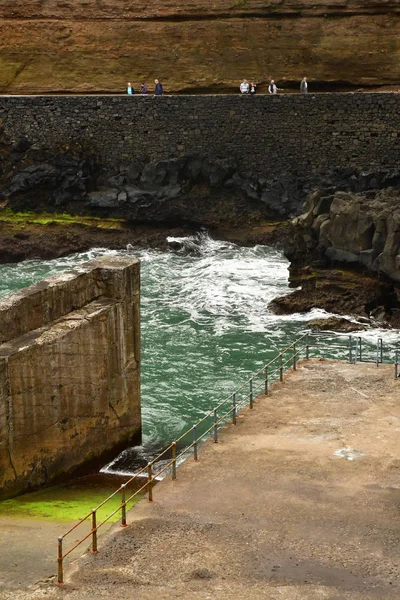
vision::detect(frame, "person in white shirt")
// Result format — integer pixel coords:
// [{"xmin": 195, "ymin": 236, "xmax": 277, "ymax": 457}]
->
[
  {"xmin": 300, "ymin": 77, "xmax": 308, "ymax": 94},
  {"xmin": 268, "ymin": 80, "xmax": 281, "ymax": 94},
  {"xmin": 240, "ymin": 79, "xmax": 249, "ymax": 94}
]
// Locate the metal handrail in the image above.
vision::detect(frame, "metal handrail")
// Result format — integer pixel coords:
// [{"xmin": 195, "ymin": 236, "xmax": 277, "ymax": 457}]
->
[{"xmin": 56, "ymin": 331, "xmax": 400, "ymax": 583}]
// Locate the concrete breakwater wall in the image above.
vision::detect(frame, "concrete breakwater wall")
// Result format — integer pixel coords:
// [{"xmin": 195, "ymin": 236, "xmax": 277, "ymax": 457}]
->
[
  {"xmin": 1, "ymin": 94, "xmax": 400, "ymax": 176},
  {"xmin": 0, "ymin": 256, "xmax": 141, "ymax": 499}
]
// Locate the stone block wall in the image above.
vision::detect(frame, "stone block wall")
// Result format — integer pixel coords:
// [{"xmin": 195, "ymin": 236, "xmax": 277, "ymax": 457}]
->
[
  {"xmin": 0, "ymin": 94, "xmax": 400, "ymax": 176},
  {"xmin": 0, "ymin": 256, "xmax": 141, "ymax": 499}
]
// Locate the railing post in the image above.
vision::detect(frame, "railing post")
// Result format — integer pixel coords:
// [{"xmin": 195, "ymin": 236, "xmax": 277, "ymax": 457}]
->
[
  {"xmin": 232, "ymin": 393, "xmax": 237, "ymax": 425},
  {"xmin": 395, "ymin": 351, "xmax": 399, "ymax": 380},
  {"xmin": 213, "ymin": 409, "xmax": 218, "ymax": 443},
  {"xmin": 348, "ymin": 336, "xmax": 353, "ymax": 364},
  {"xmin": 249, "ymin": 378, "xmax": 254, "ymax": 409},
  {"xmin": 279, "ymin": 354, "xmax": 283, "ymax": 382},
  {"xmin": 171, "ymin": 442, "xmax": 177, "ymax": 480},
  {"xmin": 358, "ymin": 337, "xmax": 362, "ymax": 362},
  {"xmin": 306, "ymin": 333, "xmax": 310, "ymax": 360},
  {"xmin": 91, "ymin": 510, "xmax": 98, "ymax": 553},
  {"xmin": 121, "ymin": 484, "xmax": 127, "ymax": 527},
  {"xmin": 147, "ymin": 464, "xmax": 153, "ymax": 502},
  {"xmin": 193, "ymin": 425, "xmax": 198, "ymax": 460},
  {"xmin": 264, "ymin": 367, "xmax": 269, "ymax": 396},
  {"xmin": 57, "ymin": 536, "xmax": 64, "ymax": 585},
  {"xmin": 377, "ymin": 338, "xmax": 383, "ymax": 365},
  {"xmin": 293, "ymin": 343, "xmax": 297, "ymax": 371}
]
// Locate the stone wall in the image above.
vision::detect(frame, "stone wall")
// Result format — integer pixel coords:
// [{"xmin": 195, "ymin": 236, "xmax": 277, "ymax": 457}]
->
[
  {"xmin": 1, "ymin": 94, "xmax": 400, "ymax": 176},
  {"xmin": 0, "ymin": 256, "xmax": 141, "ymax": 499}
]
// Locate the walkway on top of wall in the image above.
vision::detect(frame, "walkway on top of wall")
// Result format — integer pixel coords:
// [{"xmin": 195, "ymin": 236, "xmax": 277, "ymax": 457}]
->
[
  {"xmin": 7, "ymin": 359, "xmax": 400, "ymax": 600},
  {"xmin": 1, "ymin": 91, "xmax": 400, "ymax": 97}
]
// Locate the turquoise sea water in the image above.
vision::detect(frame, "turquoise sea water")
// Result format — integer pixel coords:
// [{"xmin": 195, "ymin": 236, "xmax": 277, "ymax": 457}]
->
[{"xmin": 1, "ymin": 234, "xmax": 399, "ymax": 472}]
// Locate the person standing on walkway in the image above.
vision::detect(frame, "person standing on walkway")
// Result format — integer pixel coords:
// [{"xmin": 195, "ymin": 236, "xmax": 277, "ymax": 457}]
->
[
  {"xmin": 126, "ymin": 82, "xmax": 134, "ymax": 95},
  {"xmin": 240, "ymin": 79, "xmax": 249, "ymax": 94},
  {"xmin": 155, "ymin": 79, "xmax": 164, "ymax": 95},
  {"xmin": 268, "ymin": 80, "xmax": 280, "ymax": 94},
  {"xmin": 250, "ymin": 81, "xmax": 256, "ymax": 95},
  {"xmin": 140, "ymin": 83, "xmax": 148, "ymax": 95},
  {"xmin": 300, "ymin": 77, "xmax": 308, "ymax": 94}
]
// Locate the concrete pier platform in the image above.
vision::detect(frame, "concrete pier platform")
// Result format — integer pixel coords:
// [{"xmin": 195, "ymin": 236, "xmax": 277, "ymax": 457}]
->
[{"xmin": 5, "ymin": 359, "xmax": 400, "ymax": 600}]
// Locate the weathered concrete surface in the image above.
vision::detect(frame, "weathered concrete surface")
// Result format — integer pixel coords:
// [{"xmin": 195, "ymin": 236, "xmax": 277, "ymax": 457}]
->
[
  {"xmin": 7, "ymin": 359, "xmax": 400, "ymax": 599},
  {"xmin": 0, "ymin": 256, "xmax": 141, "ymax": 499},
  {"xmin": 0, "ymin": 516, "xmax": 80, "ymax": 591}
]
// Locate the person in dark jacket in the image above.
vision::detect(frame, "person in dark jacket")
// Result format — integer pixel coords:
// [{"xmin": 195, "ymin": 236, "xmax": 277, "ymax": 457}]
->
[
  {"xmin": 140, "ymin": 83, "xmax": 148, "ymax": 94},
  {"xmin": 155, "ymin": 79, "xmax": 164, "ymax": 95}
]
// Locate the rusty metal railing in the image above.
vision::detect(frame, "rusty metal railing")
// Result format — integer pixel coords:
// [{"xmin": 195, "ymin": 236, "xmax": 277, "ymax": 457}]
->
[{"xmin": 56, "ymin": 331, "xmax": 399, "ymax": 583}]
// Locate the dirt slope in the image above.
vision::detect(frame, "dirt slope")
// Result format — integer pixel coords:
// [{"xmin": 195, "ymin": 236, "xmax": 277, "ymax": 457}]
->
[{"xmin": 0, "ymin": 1, "xmax": 399, "ymax": 93}]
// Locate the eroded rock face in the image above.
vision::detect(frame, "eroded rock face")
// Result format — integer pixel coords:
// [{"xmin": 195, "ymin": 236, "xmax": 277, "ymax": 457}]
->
[
  {"xmin": 1, "ymin": 1, "xmax": 400, "ymax": 93},
  {"xmin": 272, "ymin": 186, "xmax": 400, "ymax": 325},
  {"xmin": 307, "ymin": 316, "xmax": 366, "ymax": 333},
  {"xmin": 3, "ymin": 149, "xmax": 302, "ymax": 226},
  {"xmin": 270, "ymin": 263, "xmax": 395, "ymax": 321},
  {"xmin": 297, "ymin": 188, "xmax": 400, "ymax": 283}
]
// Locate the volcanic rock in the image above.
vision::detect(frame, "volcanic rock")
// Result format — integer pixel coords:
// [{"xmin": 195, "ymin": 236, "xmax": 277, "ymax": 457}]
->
[
  {"xmin": 293, "ymin": 188, "xmax": 400, "ymax": 283},
  {"xmin": 88, "ymin": 189, "xmax": 125, "ymax": 208},
  {"xmin": 3, "ymin": 148, "xmax": 301, "ymax": 226},
  {"xmin": 307, "ymin": 317, "xmax": 367, "ymax": 333},
  {"xmin": 275, "ymin": 185, "xmax": 400, "ymax": 325}
]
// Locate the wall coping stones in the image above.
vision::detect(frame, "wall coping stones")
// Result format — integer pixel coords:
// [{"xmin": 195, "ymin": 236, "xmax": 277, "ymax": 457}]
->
[{"xmin": 0, "ymin": 256, "xmax": 139, "ymax": 344}]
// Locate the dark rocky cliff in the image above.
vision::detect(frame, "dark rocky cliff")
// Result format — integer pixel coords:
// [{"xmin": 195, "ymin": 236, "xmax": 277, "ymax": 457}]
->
[
  {"xmin": 271, "ymin": 187, "xmax": 400, "ymax": 326},
  {"xmin": 2, "ymin": 94, "xmax": 400, "ymax": 231},
  {"xmin": 3, "ymin": 115, "xmax": 400, "ymax": 330},
  {"xmin": 1, "ymin": 94, "xmax": 400, "ymax": 327}
]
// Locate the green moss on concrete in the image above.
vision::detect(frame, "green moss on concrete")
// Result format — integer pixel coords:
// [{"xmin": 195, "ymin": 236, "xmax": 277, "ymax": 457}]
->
[{"xmin": 0, "ymin": 477, "xmax": 143, "ymax": 522}]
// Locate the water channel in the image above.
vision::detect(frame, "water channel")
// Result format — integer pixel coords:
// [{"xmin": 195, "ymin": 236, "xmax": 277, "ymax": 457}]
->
[{"xmin": 1, "ymin": 234, "xmax": 399, "ymax": 476}]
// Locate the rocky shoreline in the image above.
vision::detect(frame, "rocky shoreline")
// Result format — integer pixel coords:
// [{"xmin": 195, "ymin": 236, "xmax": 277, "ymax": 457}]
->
[
  {"xmin": 0, "ymin": 218, "xmax": 287, "ymax": 264},
  {"xmin": 271, "ymin": 187, "xmax": 400, "ymax": 328},
  {"xmin": 1, "ymin": 131, "xmax": 400, "ymax": 329},
  {"xmin": 0, "ymin": 128, "xmax": 296, "ymax": 261}
]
